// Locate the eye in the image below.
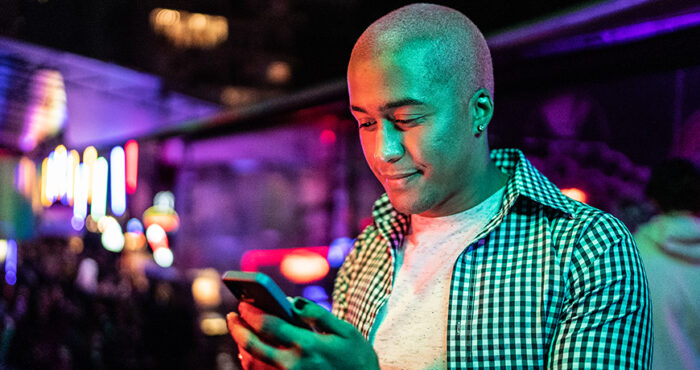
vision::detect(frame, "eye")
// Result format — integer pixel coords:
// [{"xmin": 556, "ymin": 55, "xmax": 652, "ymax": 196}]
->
[
  {"xmin": 358, "ymin": 120, "xmax": 376, "ymax": 129},
  {"xmin": 393, "ymin": 116, "xmax": 424, "ymax": 125}
]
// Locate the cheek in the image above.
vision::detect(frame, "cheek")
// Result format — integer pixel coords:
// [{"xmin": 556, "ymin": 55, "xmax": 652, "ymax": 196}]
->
[{"xmin": 359, "ymin": 134, "xmax": 377, "ymax": 167}]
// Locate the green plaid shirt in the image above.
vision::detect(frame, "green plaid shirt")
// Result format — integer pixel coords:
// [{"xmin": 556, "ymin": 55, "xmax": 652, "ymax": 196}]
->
[{"xmin": 332, "ymin": 148, "xmax": 652, "ymax": 369}]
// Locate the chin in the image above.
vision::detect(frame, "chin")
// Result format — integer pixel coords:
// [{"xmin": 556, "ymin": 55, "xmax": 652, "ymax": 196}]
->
[{"xmin": 386, "ymin": 192, "xmax": 429, "ymax": 215}]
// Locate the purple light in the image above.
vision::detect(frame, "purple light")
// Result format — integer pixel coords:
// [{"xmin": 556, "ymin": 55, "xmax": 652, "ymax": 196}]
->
[{"xmin": 529, "ymin": 10, "xmax": 700, "ymax": 57}]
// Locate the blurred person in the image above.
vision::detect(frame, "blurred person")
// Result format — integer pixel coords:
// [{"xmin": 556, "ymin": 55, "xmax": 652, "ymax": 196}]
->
[
  {"xmin": 635, "ymin": 158, "xmax": 700, "ymax": 370},
  {"xmin": 227, "ymin": 3, "xmax": 652, "ymax": 369}
]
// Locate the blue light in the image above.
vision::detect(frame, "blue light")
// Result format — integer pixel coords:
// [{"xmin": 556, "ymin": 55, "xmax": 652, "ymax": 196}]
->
[
  {"xmin": 327, "ymin": 237, "xmax": 354, "ymax": 268},
  {"xmin": 302, "ymin": 285, "xmax": 328, "ymax": 302},
  {"xmin": 5, "ymin": 239, "xmax": 17, "ymax": 286},
  {"xmin": 126, "ymin": 218, "xmax": 144, "ymax": 234}
]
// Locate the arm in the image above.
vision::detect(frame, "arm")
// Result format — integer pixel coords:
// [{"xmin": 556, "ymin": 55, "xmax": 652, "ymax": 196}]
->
[{"xmin": 548, "ymin": 214, "xmax": 652, "ymax": 369}]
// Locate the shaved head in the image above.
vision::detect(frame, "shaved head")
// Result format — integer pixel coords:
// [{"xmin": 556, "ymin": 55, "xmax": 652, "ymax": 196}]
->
[{"xmin": 349, "ymin": 3, "xmax": 494, "ymax": 97}]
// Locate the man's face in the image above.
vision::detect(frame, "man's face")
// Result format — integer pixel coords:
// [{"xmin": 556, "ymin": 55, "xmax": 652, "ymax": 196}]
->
[{"xmin": 348, "ymin": 42, "xmax": 481, "ymax": 217}]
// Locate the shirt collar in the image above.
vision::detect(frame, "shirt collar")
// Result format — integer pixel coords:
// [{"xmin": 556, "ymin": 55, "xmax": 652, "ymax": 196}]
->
[{"xmin": 371, "ymin": 148, "xmax": 576, "ymax": 246}]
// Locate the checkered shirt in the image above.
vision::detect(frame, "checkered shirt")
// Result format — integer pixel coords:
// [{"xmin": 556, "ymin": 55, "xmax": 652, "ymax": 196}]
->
[{"xmin": 332, "ymin": 148, "xmax": 652, "ymax": 369}]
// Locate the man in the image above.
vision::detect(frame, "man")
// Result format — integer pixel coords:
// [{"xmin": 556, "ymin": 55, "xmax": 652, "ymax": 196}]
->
[
  {"xmin": 635, "ymin": 159, "xmax": 700, "ymax": 370},
  {"xmin": 228, "ymin": 4, "xmax": 652, "ymax": 369}
]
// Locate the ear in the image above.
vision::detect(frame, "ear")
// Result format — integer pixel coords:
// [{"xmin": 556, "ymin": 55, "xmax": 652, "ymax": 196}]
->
[{"xmin": 469, "ymin": 89, "xmax": 494, "ymax": 136}]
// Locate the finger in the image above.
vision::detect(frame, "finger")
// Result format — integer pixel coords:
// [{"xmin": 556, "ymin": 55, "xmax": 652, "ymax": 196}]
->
[
  {"xmin": 238, "ymin": 346, "xmax": 279, "ymax": 370},
  {"xmin": 291, "ymin": 297, "xmax": 357, "ymax": 337},
  {"xmin": 239, "ymin": 301, "xmax": 313, "ymax": 347},
  {"xmin": 228, "ymin": 312, "xmax": 287, "ymax": 368}
]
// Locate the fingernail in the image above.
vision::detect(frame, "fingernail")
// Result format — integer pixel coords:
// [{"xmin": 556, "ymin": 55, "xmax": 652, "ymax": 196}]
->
[{"xmin": 294, "ymin": 297, "xmax": 308, "ymax": 311}]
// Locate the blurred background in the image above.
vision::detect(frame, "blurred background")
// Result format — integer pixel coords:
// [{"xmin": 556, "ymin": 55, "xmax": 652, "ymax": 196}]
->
[{"xmin": 1, "ymin": 0, "xmax": 700, "ymax": 368}]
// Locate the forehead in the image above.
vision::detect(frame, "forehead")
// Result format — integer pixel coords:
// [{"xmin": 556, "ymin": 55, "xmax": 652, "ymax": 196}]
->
[{"xmin": 347, "ymin": 40, "xmax": 444, "ymax": 108}]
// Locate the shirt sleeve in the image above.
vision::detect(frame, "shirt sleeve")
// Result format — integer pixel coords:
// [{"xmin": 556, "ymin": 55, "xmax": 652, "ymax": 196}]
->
[{"xmin": 548, "ymin": 213, "xmax": 653, "ymax": 369}]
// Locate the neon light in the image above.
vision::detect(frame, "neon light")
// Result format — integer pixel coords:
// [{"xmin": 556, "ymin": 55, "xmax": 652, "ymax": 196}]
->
[
  {"xmin": 5, "ymin": 239, "xmax": 17, "ymax": 285},
  {"xmin": 125, "ymin": 140, "xmax": 138, "ymax": 194},
  {"xmin": 83, "ymin": 146, "xmax": 97, "ymax": 203},
  {"xmin": 240, "ymin": 246, "xmax": 329, "ymax": 272},
  {"xmin": 90, "ymin": 157, "xmax": 108, "ymax": 221},
  {"xmin": 73, "ymin": 163, "xmax": 89, "ymax": 224},
  {"xmin": 110, "ymin": 146, "xmax": 126, "ymax": 216},
  {"xmin": 561, "ymin": 188, "xmax": 588, "ymax": 204},
  {"xmin": 153, "ymin": 246, "xmax": 174, "ymax": 268},
  {"xmin": 280, "ymin": 250, "xmax": 329, "ymax": 284}
]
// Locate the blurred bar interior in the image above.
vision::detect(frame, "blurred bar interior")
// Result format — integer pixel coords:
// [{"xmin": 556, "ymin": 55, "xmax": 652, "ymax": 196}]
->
[{"xmin": 1, "ymin": 0, "xmax": 700, "ymax": 368}]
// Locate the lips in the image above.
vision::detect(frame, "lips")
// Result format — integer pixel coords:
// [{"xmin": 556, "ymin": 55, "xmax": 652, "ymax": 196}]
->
[{"xmin": 381, "ymin": 170, "xmax": 420, "ymax": 188}]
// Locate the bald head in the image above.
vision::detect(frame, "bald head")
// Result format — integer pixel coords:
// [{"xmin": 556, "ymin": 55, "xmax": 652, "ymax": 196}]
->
[{"xmin": 349, "ymin": 3, "xmax": 494, "ymax": 97}]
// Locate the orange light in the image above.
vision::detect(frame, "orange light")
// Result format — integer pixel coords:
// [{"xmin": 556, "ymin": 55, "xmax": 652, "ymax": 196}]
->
[
  {"xmin": 240, "ymin": 246, "xmax": 329, "ymax": 272},
  {"xmin": 561, "ymin": 187, "xmax": 588, "ymax": 203},
  {"xmin": 125, "ymin": 140, "xmax": 138, "ymax": 194},
  {"xmin": 280, "ymin": 250, "xmax": 330, "ymax": 284},
  {"xmin": 143, "ymin": 212, "xmax": 180, "ymax": 233}
]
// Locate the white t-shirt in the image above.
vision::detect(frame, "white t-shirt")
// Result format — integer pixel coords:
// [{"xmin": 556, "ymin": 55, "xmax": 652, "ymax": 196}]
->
[{"xmin": 371, "ymin": 187, "xmax": 505, "ymax": 370}]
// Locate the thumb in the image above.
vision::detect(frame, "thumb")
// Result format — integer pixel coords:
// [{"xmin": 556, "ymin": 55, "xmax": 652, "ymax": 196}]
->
[{"xmin": 292, "ymin": 297, "xmax": 355, "ymax": 337}]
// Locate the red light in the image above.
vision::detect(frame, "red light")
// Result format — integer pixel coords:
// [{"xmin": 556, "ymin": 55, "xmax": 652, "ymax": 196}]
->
[
  {"xmin": 125, "ymin": 140, "xmax": 139, "ymax": 194},
  {"xmin": 320, "ymin": 129, "xmax": 336, "ymax": 145},
  {"xmin": 561, "ymin": 187, "xmax": 588, "ymax": 203},
  {"xmin": 240, "ymin": 246, "xmax": 329, "ymax": 272}
]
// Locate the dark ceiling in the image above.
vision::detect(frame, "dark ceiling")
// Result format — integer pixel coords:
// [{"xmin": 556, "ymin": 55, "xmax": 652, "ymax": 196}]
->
[{"xmin": 0, "ymin": 0, "xmax": 597, "ymax": 102}]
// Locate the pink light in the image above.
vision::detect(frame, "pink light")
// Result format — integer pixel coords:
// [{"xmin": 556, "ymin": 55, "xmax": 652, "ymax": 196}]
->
[
  {"xmin": 320, "ymin": 129, "xmax": 336, "ymax": 145},
  {"xmin": 240, "ymin": 246, "xmax": 329, "ymax": 272},
  {"xmin": 125, "ymin": 140, "xmax": 139, "ymax": 194}
]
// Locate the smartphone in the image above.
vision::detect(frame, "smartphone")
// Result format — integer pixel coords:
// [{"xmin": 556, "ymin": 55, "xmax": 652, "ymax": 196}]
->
[{"xmin": 222, "ymin": 270, "xmax": 310, "ymax": 329}]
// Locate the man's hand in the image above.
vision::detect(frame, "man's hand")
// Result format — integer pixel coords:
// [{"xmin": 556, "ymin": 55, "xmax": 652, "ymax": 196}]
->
[{"xmin": 227, "ymin": 297, "xmax": 379, "ymax": 370}]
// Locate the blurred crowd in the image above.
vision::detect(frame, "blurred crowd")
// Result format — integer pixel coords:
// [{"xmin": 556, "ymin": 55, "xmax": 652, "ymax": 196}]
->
[{"xmin": 0, "ymin": 235, "xmax": 236, "ymax": 370}]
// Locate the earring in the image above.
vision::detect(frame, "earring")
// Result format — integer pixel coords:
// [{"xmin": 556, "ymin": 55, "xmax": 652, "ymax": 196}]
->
[
  {"xmin": 475, "ymin": 124, "xmax": 485, "ymax": 137},
  {"xmin": 477, "ymin": 124, "xmax": 485, "ymax": 132}
]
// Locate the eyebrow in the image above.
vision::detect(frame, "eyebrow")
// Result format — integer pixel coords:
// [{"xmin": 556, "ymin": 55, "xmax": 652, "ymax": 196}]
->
[{"xmin": 350, "ymin": 98, "xmax": 426, "ymax": 114}]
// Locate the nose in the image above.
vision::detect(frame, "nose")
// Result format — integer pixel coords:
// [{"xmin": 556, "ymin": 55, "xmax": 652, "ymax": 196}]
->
[{"xmin": 375, "ymin": 121, "xmax": 404, "ymax": 163}]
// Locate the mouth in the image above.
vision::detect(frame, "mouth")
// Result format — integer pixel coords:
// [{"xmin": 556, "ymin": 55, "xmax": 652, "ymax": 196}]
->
[{"xmin": 382, "ymin": 171, "xmax": 420, "ymax": 187}]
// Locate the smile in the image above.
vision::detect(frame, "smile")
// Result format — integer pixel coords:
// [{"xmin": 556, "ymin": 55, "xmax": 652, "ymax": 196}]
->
[{"xmin": 383, "ymin": 171, "xmax": 419, "ymax": 187}]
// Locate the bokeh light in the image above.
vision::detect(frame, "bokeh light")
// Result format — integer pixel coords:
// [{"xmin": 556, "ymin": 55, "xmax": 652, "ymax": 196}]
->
[
  {"xmin": 90, "ymin": 157, "xmax": 108, "ymax": 221},
  {"xmin": 561, "ymin": 187, "xmax": 588, "ymax": 203},
  {"xmin": 153, "ymin": 247, "xmax": 174, "ymax": 268},
  {"xmin": 280, "ymin": 250, "xmax": 329, "ymax": 284},
  {"xmin": 192, "ymin": 268, "xmax": 222, "ymax": 308},
  {"xmin": 110, "ymin": 146, "xmax": 127, "ymax": 216}
]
